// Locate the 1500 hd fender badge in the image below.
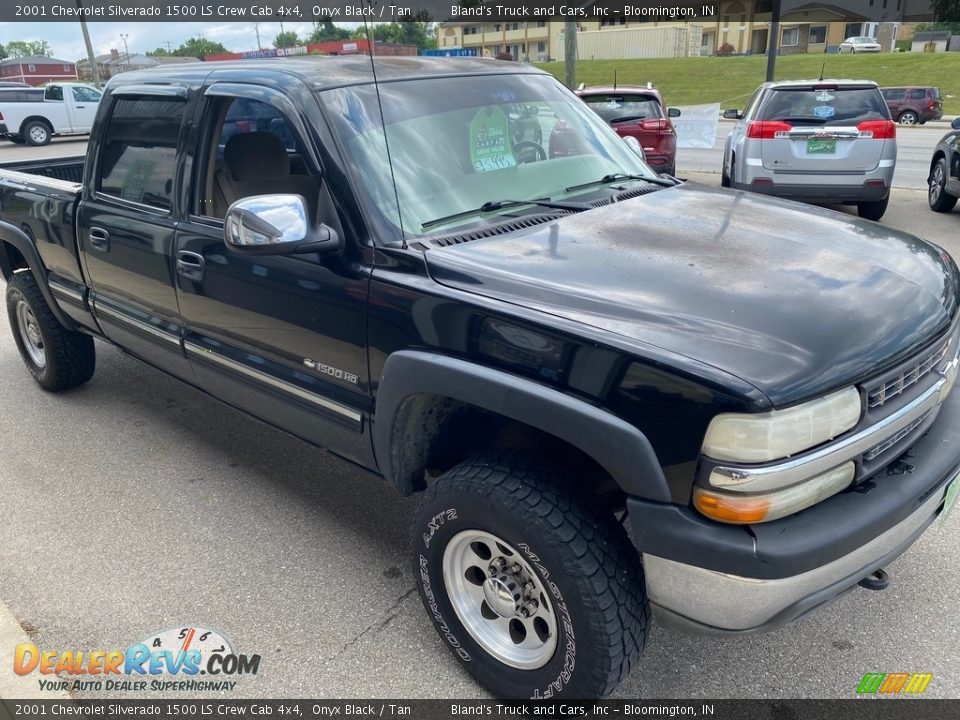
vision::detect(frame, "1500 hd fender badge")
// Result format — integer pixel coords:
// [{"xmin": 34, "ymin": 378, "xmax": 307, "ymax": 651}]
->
[{"xmin": 303, "ymin": 359, "xmax": 359, "ymax": 385}]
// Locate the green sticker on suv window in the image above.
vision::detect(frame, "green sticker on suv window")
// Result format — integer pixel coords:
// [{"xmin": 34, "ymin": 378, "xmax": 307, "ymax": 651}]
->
[{"xmin": 470, "ymin": 107, "xmax": 516, "ymax": 173}]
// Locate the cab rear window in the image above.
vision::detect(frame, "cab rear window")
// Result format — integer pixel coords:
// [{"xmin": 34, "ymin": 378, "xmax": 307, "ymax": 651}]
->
[
  {"xmin": 760, "ymin": 88, "xmax": 889, "ymax": 126},
  {"xmin": 582, "ymin": 95, "xmax": 664, "ymax": 124}
]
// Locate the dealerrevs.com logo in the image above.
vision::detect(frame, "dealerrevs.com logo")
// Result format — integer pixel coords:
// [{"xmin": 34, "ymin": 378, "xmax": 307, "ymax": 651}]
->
[
  {"xmin": 856, "ymin": 672, "xmax": 933, "ymax": 695},
  {"xmin": 13, "ymin": 625, "xmax": 261, "ymax": 693}
]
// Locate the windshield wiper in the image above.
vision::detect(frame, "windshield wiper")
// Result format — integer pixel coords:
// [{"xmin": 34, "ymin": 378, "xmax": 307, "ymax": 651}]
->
[
  {"xmin": 421, "ymin": 198, "xmax": 591, "ymax": 231},
  {"xmin": 565, "ymin": 173, "xmax": 676, "ymax": 193}
]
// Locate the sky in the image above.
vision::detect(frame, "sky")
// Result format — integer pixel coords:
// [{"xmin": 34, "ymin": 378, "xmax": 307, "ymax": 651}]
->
[{"xmin": 0, "ymin": 22, "xmax": 356, "ymax": 61}]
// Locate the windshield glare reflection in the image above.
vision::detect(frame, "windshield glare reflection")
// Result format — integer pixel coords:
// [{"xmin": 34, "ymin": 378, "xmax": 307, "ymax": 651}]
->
[{"xmin": 321, "ymin": 73, "xmax": 657, "ymax": 240}]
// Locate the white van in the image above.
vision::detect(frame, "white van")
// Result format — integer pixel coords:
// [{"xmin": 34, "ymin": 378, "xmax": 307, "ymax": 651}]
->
[{"xmin": 0, "ymin": 82, "xmax": 102, "ymax": 146}]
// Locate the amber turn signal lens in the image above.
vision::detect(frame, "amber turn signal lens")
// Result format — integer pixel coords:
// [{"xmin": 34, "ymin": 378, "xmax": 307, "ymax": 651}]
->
[{"xmin": 693, "ymin": 489, "xmax": 771, "ymax": 524}]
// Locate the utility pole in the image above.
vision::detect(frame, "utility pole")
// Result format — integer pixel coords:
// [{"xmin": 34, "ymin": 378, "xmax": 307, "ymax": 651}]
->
[
  {"xmin": 564, "ymin": 20, "xmax": 577, "ymax": 88},
  {"xmin": 765, "ymin": 0, "xmax": 782, "ymax": 82},
  {"xmin": 254, "ymin": 23, "xmax": 262, "ymax": 50},
  {"xmin": 76, "ymin": 0, "xmax": 100, "ymax": 89},
  {"xmin": 120, "ymin": 32, "xmax": 130, "ymax": 72}
]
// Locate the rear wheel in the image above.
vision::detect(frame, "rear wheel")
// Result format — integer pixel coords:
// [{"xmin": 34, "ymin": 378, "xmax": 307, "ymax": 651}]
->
[
  {"xmin": 898, "ymin": 110, "xmax": 919, "ymax": 125},
  {"xmin": 413, "ymin": 452, "xmax": 648, "ymax": 699},
  {"xmin": 929, "ymin": 158, "xmax": 959, "ymax": 213},
  {"xmin": 6, "ymin": 273, "xmax": 96, "ymax": 391},
  {"xmin": 857, "ymin": 196, "xmax": 889, "ymax": 221},
  {"xmin": 23, "ymin": 121, "xmax": 51, "ymax": 147}
]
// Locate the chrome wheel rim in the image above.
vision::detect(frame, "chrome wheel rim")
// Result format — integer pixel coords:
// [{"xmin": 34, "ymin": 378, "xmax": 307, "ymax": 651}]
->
[
  {"xmin": 29, "ymin": 125, "xmax": 48, "ymax": 143},
  {"xmin": 900, "ymin": 113, "xmax": 917, "ymax": 125},
  {"xmin": 16, "ymin": 300, "xmax": 46, "ymax": 368},
  {"xmin": 443, "ymin": 530, "xmax": 558, "ymax": 669},
  {"xmin": 930, "ymin": 164, "xmax": 945, "ymax": 205}
]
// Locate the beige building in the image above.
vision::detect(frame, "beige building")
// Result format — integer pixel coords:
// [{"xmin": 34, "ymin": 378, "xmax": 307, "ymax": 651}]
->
[{"xmin": 438, "ymin": 0, "xmax": 910, "ymax": 60}]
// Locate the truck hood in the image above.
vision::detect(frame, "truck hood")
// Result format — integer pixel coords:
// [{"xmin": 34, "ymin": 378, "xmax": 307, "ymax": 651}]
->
[{"xmin": 424, "ymin": 183, "xmax": 960, "ymax": 406}]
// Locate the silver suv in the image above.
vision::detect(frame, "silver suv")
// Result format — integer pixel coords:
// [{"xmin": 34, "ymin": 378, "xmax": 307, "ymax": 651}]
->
[{"xmin": 721, "ymin": 80, "xmax": 896, "ymax": 220}]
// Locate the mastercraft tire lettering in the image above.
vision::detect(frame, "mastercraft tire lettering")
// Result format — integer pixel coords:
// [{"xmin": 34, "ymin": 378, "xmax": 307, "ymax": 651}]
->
[{"xmin": 412, "ymin": 452, "xmax": 649, "ymax": 699}]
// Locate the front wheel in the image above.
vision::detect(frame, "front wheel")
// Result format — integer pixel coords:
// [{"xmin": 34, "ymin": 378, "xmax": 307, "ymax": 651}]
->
[
  {"xmin": 857, "ymin": 196, "xmax": 889, "ymax": 221},
  {"xmin": 929, "ymin": 158, "xmax": 959, "ymax": 213},
  {"xmin": 6, "ymin": 273, "xmax": 96, "ymax": 391},
  {"xmin": 413, "ymin": 452, "xmax": 649, "ymax": 699}
]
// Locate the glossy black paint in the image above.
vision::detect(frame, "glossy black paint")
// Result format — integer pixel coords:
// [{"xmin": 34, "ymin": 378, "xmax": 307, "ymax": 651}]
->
[
  {"xmin": 928, "ymin": 122, "xmax": 960, "ymax": 200},
  {"xmin": 424, "ymin": 182, "xmax": 960, "ymax": 406},
  {"xmin": 1, "ymin": 57, "xmax": 959, "ymax": 514}
]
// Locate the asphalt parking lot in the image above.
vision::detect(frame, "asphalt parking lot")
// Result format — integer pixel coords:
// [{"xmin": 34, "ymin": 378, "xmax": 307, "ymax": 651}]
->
[{"xmin": 0, "ymin": 134, "xmax": 958, "ymax": 700}]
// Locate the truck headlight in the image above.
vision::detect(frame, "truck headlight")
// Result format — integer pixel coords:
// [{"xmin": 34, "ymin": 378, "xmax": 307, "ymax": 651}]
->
[
  {"xmin": 701, "ymin": 386, "xmax": 862, "ymax": 465},
  {"xmin": 694, "ymin": 462, "xmax": 855, "ymax": 524}
]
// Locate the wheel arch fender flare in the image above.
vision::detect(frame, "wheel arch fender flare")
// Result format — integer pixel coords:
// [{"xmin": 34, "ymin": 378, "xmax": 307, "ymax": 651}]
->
[
  {"xmin": 0, "ymin": 220, "xmax": 75, "ymax": 330},
  {"xmin": 373, "ymin": 350, "xmax": 671, "ymax": 502}
]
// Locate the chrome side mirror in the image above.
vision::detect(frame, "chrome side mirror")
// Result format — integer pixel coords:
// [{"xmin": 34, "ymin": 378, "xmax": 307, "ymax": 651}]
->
[
  {"xmin": 223, "ymin": 194, "xmax": 340, "ymax": 255},
  {"xmin": 623, "ymin": 135, "xmax": 646, "ymax": 162},
  {"xmin": 667, "ymin": 107, "xmax": 681, "ymax": 118},
  {"xmin": 723, "ymin": 108, "xmax": 741, "ymax": 120}
]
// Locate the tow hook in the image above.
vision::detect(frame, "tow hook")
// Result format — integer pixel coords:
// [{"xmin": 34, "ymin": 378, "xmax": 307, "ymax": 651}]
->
[{"xmin": 859, "ymin": 568, "xmax": 890, "ymax": 591}]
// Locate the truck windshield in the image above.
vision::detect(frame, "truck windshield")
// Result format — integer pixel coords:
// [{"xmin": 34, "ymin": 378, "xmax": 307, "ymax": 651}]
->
[{"xmin": 320, "ymin": 73, "xmax": 658, "ymax": 240}]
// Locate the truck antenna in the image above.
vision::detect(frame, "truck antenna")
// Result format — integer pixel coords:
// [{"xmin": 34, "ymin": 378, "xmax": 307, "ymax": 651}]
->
[
  {"xmin": 613, "ymin": 69, "xmax": 617, "ymax": 91},
  {"xmin": 363, "ymin": 14, "xmax": 408, "ymax": 250},
  {"xmin": 818, "ymin": 61, "xmax": 825, "ymax": 82}
]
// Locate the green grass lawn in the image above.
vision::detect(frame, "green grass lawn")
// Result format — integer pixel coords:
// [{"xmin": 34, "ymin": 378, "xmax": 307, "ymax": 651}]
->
[{"xmin": 538, "ymin": 52, "xmax": 960, "ymax": 115}]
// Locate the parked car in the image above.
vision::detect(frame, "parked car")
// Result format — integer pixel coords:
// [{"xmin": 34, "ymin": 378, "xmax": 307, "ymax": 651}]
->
[
  {"xmin": 0, "ymin": 82, "xmax": 101, "ymax": 146},
  {"xmin": 928, "ymin": 116, "xmax": 960, "ymax": 213},
  {"xmin": 3, "ymin": 58, "xmax": 960, "ymax": 700},
  {"xmin": 722, "ymin": 79, "xmax": 896, "ymax": 220},
  {"xmin": 839, "ymin": 36, "xmax": 881, "ymax": 53},
  {"xmin": 575, "ymin": 85, "xmax": 681, "ymax": 176},
  {"xmin": 881, "ymin": 86, "xmax": 944, "ymax": 125}
]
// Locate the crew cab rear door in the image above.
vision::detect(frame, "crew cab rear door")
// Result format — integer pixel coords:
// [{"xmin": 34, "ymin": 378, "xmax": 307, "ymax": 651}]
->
[
  {"xmin": 77, "ymin": 84, "xmax": 194, "ymax": 379},
  {"xmin": 758, "ymin": 85, "xmax": 893, "ymax": 174}
]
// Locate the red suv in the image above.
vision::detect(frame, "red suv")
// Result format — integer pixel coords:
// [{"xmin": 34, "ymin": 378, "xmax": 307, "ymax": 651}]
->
[
  {"xmin": 573, "ymin": 85, "xmax": 681, "ymax": 176},
  {"xmin": 880, "ymin": 86, "xmax": 943, "ymax": 125}
]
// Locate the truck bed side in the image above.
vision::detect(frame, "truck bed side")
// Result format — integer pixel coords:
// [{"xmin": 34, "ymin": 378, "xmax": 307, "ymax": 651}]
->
[{"xmin": 0, "ymin": 160, "xmax": 95, "ymax": 332}]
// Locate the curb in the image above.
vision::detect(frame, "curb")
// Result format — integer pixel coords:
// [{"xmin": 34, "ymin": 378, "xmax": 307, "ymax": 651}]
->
[{"xmin": 0, "ymin": 600, "xmax": 71, "ymax": 700}]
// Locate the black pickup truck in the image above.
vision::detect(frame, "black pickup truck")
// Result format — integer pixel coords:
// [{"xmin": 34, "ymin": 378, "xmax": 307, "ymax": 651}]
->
[{"xmin": 2, "ymin": 57, "xmax": 959, "ymax": 699}]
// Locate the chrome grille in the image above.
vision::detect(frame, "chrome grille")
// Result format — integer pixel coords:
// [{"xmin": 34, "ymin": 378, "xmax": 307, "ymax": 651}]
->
[
  {"xmin": 863, "ymin": 409, "xmax": 932, "ymax": 461},
  {"xmin": 867, "ymin": 342, "xmax": 948, "ymax": 408}
]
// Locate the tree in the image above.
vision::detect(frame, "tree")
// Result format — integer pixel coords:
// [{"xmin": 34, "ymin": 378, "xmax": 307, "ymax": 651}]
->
[
  {"xmin": 932, "ymin": 0, "xmax": 960, "ymax": 23},
  {"xmin": 5, "ymin": 40, "xmax": 53, "ymax": 58},
  {"xmin": 0, "ymin": 43, "xmax": 7, "ymax": 61},
  {"xmin": 355, "ymin": 21, "xmax": 436, "ymax": 50},
  {"xmin": 146, "ymin": 47, "xmax": 171, "ymax": 57},
  {"xmin": 915, "ymin": 21, "xmax": 960, "ymax": 33},
  {"xmin": 307, "ymin": 21, "xmax": 351, "ymax": 43},
  {"xmin": 274, "ymin": 31, "xmax": 301, "ymax": 49},
  {"xmin": 173, "ymin": 37, "xmax": 228, "ymax": 59}
]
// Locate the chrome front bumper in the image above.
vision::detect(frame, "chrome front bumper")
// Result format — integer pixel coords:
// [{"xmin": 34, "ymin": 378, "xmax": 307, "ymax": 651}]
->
[{"xmin": 645, "ymin": 481, "xmax": 951, "ymax": 633}]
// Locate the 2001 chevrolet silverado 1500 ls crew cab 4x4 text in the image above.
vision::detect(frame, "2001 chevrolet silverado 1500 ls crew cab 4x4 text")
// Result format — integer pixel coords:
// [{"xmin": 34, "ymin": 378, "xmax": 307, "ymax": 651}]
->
[{"xmin": 1, "ymin": 57, "xmax": 959, "ymax": 699}]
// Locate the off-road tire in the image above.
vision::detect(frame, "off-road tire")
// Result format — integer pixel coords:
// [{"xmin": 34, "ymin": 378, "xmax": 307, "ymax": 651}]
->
[
  {"xmin": 413, "ymin": 451, "xmax": 649, "ymax": 699},
  {"xmin": 6, "ymin": 272, "xmax": 95, "ymax": 391}
]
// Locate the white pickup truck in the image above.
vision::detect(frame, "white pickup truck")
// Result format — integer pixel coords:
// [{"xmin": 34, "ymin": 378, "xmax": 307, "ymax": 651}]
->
[{"xmin": 0, "ymin": 82, "xmax": 102, "ymax": 146}]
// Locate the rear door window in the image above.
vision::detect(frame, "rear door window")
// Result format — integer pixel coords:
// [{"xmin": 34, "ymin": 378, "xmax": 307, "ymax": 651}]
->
[
  {"xmin": 882, "ymin": 88, "xmax": 905, "ymax": 101},
  {"xmin": 760, "ymin": 87, "xmax": 889, "ymax": 126},
  {"xmin": 97, "ymin": 96, "xmax": 185, "ymax": 211},
  {"xmin": 909, "ymin": 88, "xmax": 927, "ymax": 100},
  {"xmin": 582, "ymin": 94, "xmax": 664, "ymax": 124}
]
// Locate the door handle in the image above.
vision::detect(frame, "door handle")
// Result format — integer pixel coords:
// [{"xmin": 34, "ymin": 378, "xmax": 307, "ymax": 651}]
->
[
  {"xmin": 88, "ymin": 227, "xmax": 110, "ymax": 251},
  {"xmin": 176, "ymin": 251, "xmax": 205, "ymax": 283}
]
